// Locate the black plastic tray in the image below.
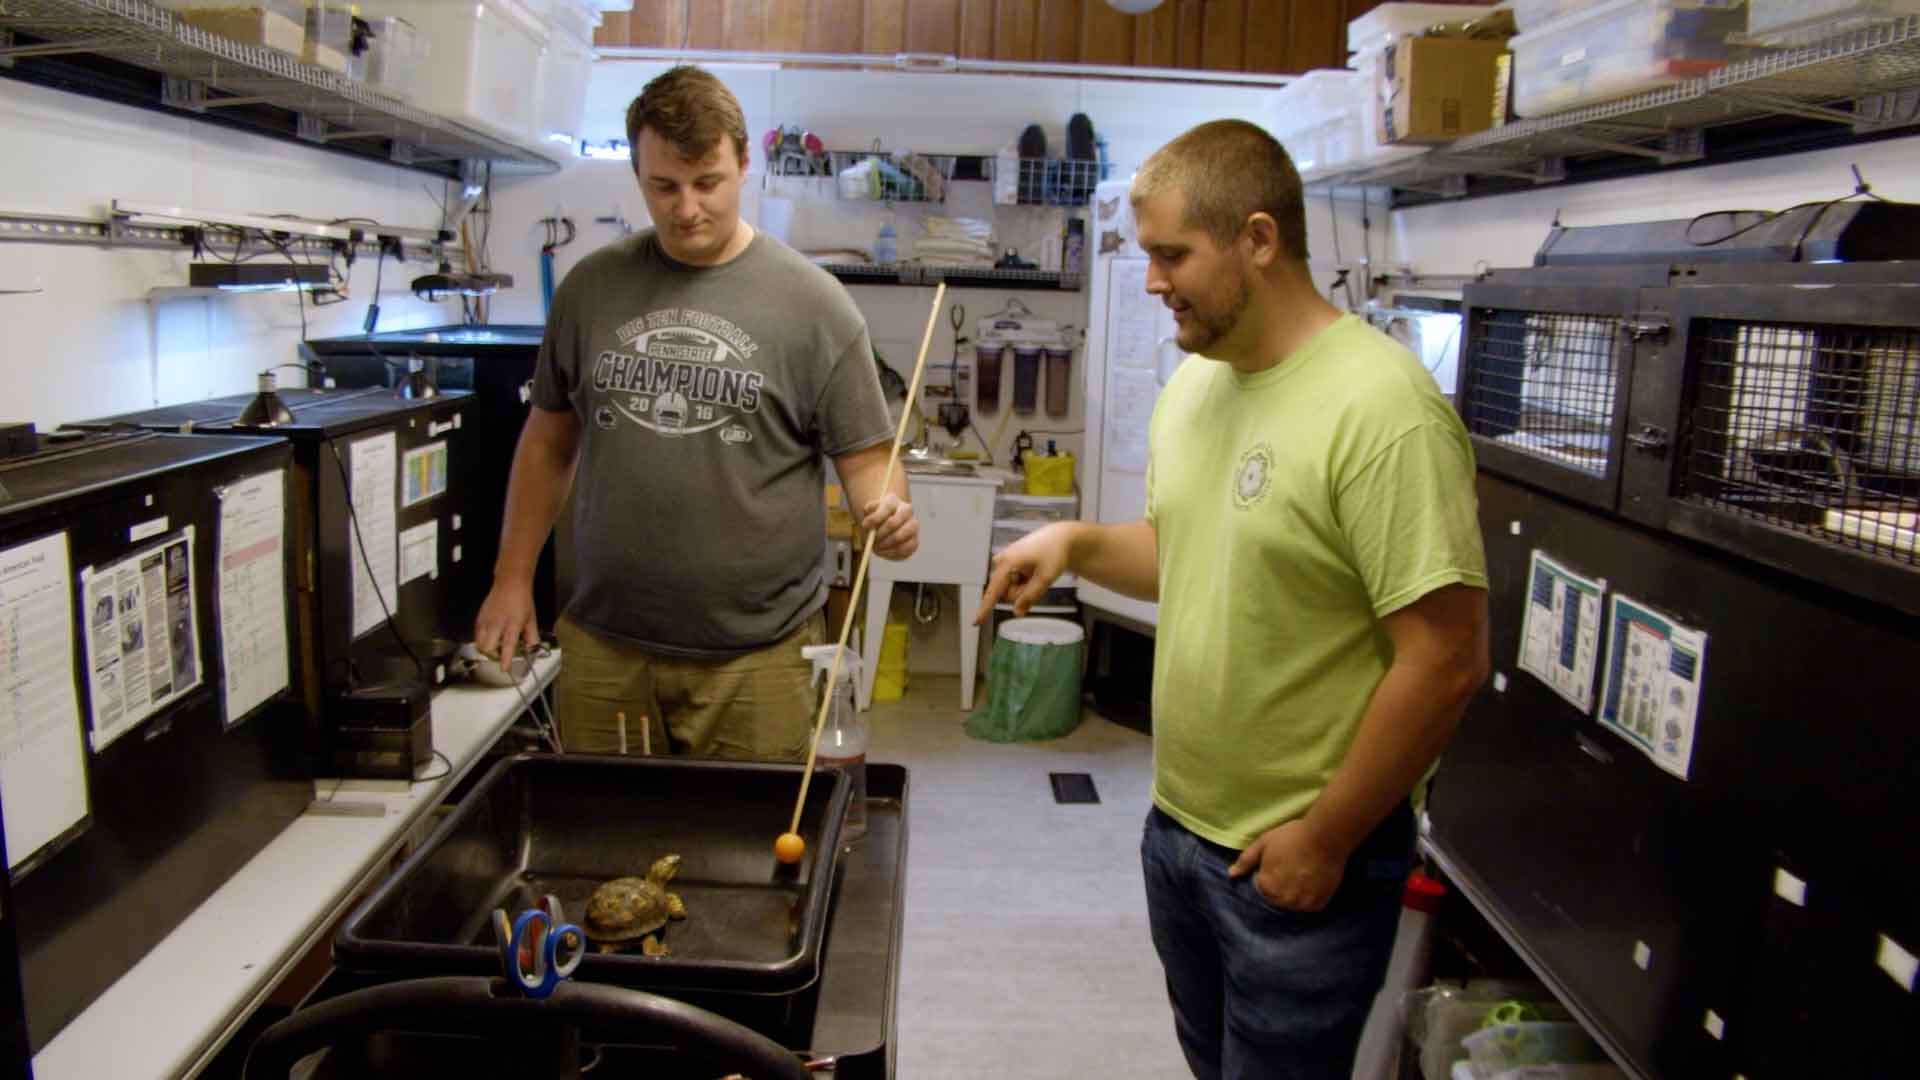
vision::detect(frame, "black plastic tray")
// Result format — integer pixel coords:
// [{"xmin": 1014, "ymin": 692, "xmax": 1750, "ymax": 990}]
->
[
  {"xmin": 290, "ymin": 765, "xmax": 908, "ymax": 1076},
  {"xmin": 335, "ymin": 755, "xmax": 850, "ymax": 996}
]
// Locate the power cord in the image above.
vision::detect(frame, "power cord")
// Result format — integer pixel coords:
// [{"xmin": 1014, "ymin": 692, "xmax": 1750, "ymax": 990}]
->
[
  {"xmin": 415, "ymin": 748, "xmax": 454, "ymax": 783},
  {"xmin": 262, "ymin": 360, "xmax": 332, "ymax": 388},
  {"xmin": 324, "ymin": 439, "xmax": 428, "ymax": 688},
  {"xmin": 261, "ymin": 231, "xmax": 312, "ymax": 341},
  {"xmin": 1684, "ymin": 164, "xmax": 1886, "ymax": 259},
  {"xmin": 364, "ymin": 240, "xmax": 391, "ymax": 335},
  {"xmin": 504, "ymin": 641, "xmax": 563, "ymax": 753},
  {"xmin": 328, "ymin": 430, "xmax": 561, "ymax": 754}
]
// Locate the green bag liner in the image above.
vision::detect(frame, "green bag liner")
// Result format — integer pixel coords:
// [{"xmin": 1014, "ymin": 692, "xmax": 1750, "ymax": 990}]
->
[{"xmin": 966, "ymin": 617, "xmax": 1085, "ymax": 742}]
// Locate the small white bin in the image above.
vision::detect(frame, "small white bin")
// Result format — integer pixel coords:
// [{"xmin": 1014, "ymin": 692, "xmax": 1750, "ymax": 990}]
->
[
  {"xmin": 357, "ymin": 0, "xmax": 550, "ymax": 143},
  {"xmin": 535, "ymin": 25, "xmax": 595, "ymax": 145}
]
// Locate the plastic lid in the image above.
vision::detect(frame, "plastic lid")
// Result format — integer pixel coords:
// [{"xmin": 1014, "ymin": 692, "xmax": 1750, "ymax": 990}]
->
[
  {"xmin": 998, "ymin": 616, "xmax": 1084, "ymax": 646},
  {"xmin": 1402, "ymin": 868, "xmax": 1446, "ymax": 913}
]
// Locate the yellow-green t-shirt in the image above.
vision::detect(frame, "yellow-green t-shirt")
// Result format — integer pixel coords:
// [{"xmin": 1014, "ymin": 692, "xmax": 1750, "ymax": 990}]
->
[{"xmin": 1146, "ymin": 313, "xmax": 1487, "ymax": 850}]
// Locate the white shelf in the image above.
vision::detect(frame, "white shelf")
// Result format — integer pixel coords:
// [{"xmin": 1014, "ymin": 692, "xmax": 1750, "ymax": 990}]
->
[
  {"xmin": 0, "ymin": 0, "xmax": 561, "ymax": 174},
  {"xmin": 1308, "ymin": 15, "xmax": 1920, "ymax": 200},
  {"xmin": 31, "ymin": 655, "xmax": 562, "ymax": 1078}
]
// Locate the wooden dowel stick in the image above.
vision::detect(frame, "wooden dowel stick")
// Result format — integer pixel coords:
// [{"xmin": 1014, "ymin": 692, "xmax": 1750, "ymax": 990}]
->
[{"xmin": 788, "ymin": 282, "xmax": 947, "ymax": 836}]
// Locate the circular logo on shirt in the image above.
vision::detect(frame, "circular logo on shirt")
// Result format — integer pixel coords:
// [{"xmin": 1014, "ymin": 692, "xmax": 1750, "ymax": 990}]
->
[
  {"xmin": 593, "ymin": 405, "xmax": 618, "ymax": 430},
  {"xmin": 1234, "ymin": 442, "xmax": 1274, "ymax": 510},
  {"xmin": 590, "ymin": 308, "xmax": 768, "ymax": 441}
]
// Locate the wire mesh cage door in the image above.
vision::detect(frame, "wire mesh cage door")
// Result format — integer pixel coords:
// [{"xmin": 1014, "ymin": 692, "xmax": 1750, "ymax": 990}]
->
[
  {"xmin": 1458, "ymin": 283, "xmax": 1641, "ymax": 512},
  {"xmin": 1647, "ymin": 278, "xmax": 1920, "ymax": 617},
  {"xmin": 1679, "ymin": 319, "xmax": 1919, "ymax": 566}
]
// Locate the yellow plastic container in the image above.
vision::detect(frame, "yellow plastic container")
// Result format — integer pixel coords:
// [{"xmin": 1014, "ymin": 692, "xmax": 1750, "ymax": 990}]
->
[
  {"xmin": 1022, "ymin": 451, "xmax": 1075, "ymax": 496},
  {"xmin": 873, "ymin": 622, "xmax": 910, "ymax": 701}
]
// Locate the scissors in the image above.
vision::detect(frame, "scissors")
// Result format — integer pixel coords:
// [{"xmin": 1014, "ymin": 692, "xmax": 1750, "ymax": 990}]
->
[{"xmin": 491, "ymin": 893, "xmax": 585, "ymax": 999}]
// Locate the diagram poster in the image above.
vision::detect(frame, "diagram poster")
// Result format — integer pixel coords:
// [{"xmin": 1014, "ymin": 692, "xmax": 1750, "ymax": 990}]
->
[
  {"xmin": 1598, "ymin": 594, "xmax": 1708, "ymax": 780},
  {"xmin": 1516, "ymin": 549, "xmax": 1605, "ymax": 714}
]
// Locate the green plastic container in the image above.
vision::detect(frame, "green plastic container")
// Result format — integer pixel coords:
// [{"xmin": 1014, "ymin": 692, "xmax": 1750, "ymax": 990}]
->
[{"xmin": 966, "ymin": 617, "xmax": 1085, "ymax": 742}]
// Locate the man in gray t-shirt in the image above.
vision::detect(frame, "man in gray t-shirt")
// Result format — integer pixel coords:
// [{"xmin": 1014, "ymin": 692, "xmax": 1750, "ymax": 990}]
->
[{"xmin": 474, "ymin": 66, "xmax": 919, "ymax": 760}]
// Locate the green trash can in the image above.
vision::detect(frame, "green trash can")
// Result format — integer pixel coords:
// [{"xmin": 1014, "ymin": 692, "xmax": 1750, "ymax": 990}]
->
[{"xmin": 966, "ymin": 616, "xmax": 1085, "ymax": 742}]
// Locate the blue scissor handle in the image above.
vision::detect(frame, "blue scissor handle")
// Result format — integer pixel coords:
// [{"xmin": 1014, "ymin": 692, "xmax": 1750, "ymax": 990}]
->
[{"xmin": 494, "ymin": 908, "xmax": 586, "ymax": 999}]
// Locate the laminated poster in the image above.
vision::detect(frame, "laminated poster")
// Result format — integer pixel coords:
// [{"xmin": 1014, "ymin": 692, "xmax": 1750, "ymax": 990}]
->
[
  {"xmin": 218, "ymin": 470, "xmax": 290, "ymax": 726},
  {"xmin": 1516, "ymin": 549, "xmax": 1605, "ymax": 714},
  {"xmin": 1598, "ymin": 594, "xmax": 1708, "ymax": 781},
  {"xmin": 81, "ymin": 528, "xmax": 202, "ymax": 751},
  {"xmin": 0, "ymin": 531, "xmax": 88, "ymax": 871}
]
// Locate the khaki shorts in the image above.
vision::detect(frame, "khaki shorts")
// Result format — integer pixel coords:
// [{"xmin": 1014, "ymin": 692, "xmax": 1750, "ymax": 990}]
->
[{"xmin": 553, "ymin": 613, "xmax": 825, "ymax": 762}]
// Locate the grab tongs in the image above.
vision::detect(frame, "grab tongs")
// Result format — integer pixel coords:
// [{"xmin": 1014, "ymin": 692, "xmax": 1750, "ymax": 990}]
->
[{"xmin": 491, "ymin": 892, "xmax": 585, "ymax": 999}]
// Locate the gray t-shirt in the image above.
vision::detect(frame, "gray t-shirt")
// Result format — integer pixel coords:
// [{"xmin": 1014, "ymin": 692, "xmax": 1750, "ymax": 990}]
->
[{"xmin": 533, "ymin": 229, "xmax": 890, "ymax": 657}]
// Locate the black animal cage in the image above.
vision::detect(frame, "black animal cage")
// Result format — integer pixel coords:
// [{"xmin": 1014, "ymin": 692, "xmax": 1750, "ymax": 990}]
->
[{"xmin": 1431, "ymin": 251, "xmax": 1920, "ymax": 1080}]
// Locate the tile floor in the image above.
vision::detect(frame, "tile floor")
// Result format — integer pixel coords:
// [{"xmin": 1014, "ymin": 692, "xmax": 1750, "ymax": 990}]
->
[{"xmin": 867, "ymin": 674, "xmax": 1191, "ymax": 1079}]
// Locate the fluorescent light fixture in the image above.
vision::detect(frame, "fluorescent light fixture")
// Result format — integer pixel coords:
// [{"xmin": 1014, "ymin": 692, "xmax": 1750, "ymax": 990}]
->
[
  {"xmin": 190, "ymin": 262, "xmax": 331, "ymax": 292},
  {"xmin": 411, "ymin": 271, "xmax": 514, "ymax": 298},
  {"xmin": 582, "ymin": 141, "xmax": 630, "ymax": 161},
  {"xmin": 112, "ymin": 200, "xmax": 447, "ymax": 244},
  {"xmin": 117, "ymin": 199, "xmax": 352, "ymax": 240},
  {"xmin": 547, "ymin": 132, "xmax": 576, "ymax": 144}
]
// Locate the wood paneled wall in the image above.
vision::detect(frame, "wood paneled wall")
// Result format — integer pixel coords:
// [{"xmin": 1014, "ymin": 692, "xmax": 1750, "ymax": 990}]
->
[{"xmin": 594, "ymin": 1, "xmax": 1447, "ymax": 77}]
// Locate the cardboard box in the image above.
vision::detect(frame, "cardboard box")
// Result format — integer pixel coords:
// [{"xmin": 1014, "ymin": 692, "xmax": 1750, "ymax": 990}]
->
[
  {"xmin": 175, "ymin": 8, "xmax": 306, "ymax": 55},
  {"xmin": 1491, "ymin": 51, "xmax": 1513, "ymax": 129},
  {"xmin": 1380, "ymin": 36, "xmax": 1509, "ymax": 144}
]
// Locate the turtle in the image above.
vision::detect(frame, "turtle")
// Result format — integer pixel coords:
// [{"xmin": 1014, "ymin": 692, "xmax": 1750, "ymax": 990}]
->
[{"xmin": 584, "ymin": 853, "xmax": 688, "ymax": 956}]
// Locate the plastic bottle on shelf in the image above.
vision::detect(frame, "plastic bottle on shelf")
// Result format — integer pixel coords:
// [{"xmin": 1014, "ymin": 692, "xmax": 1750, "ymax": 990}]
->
[
  {"xmin": 874, "ymin": 220, "xmax": 897, "ymax": 265},
  {"xmin": 803, "ymin": 644, "xmax": 867, "ymax": 841},
  {"xmin": 1351, "ymin": 868, "xmax": 1446, "ymax": 1079}
]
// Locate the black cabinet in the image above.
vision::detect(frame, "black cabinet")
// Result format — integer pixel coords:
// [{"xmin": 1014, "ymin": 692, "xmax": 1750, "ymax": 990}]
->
[{"xmin": 1432, "ymin": 260, "xmax": 1920, "ymax": 1078}]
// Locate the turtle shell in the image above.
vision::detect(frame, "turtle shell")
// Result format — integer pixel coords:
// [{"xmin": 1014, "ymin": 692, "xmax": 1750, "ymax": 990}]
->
[{"xmin": 584, "ymin": 876, "xmax": 673, "ymax": 943}]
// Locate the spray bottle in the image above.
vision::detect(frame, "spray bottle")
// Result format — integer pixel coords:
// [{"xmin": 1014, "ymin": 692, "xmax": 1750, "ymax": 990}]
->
[{"xmin": 802, "ymin": 643, "xmax": 867, "ymax": 841}]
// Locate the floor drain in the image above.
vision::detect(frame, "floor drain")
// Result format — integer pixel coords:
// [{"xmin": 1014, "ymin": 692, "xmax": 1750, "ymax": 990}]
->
[{"xmin": 1049, "ymin": 772, "xmax": 1100, "ymax": 804}]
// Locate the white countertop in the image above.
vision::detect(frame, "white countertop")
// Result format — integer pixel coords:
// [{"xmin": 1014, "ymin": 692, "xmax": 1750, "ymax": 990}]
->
[{"xmin": 30, "ymin": 653, "xmax": 562, "ymax": 1080}]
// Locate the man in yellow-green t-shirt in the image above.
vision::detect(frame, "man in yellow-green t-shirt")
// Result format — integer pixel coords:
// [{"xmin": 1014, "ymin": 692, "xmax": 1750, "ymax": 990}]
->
[{"xmin": 977, "ymin": 120, "xmax": 1489, "ymax": 1079}]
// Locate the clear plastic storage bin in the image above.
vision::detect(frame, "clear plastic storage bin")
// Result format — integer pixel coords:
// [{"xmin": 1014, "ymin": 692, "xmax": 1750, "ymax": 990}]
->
[
  {"xmin": 1744, "ymin": 0, "xmax": 1920, "ymax": 43},
  {"xmin": 1510, "ymin": 0, "xmax": 1747, "ymax": 117},
  {"xmin": 1514, "ymin": 0, "xmax": 1743, "ymax": 33},
  {"xmin": 1347, "ymin": 2, "xmax": 1499, "ymax": 55},
  {"xmin": 536, "ymin": 26, "xmax": 595, "ymax": 145},
  {"xmin": 356, "ymin": 0, "xmax": 549, "ymax": 143},
  {"xmin": 361, "ymin": 15, "xmax": 421, "ymax": 99},
  {"xmin": 994, "ymin": 492, "xmax": 1077, "ymax": 522},
  {"xmin": 548, "ymin": 0, "xmax": 600, "ymax": 42},
  {"xmin": 1270, "ymin": 69, "xmax": 1369, "ymax": 179},
  {"xmin": 1461, "ymin": 1021, "xmax": 1608, "ymax": 1076}
]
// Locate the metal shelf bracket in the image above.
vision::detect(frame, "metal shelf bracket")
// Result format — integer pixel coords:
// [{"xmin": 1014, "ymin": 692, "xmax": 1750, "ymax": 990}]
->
[{"xmin": 161, "ymin": 75, "xmax": 205, "ymax": 113}]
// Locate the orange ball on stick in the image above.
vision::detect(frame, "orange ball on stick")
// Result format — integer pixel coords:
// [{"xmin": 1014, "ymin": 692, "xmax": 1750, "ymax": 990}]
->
[{"xmin": 774, "ymin": 832, "xmax": 806, "ymax": 864}]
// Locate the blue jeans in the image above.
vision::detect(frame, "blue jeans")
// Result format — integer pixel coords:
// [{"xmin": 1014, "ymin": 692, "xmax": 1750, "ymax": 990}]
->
[{"xmin": 1141, "ymin": 804, "xmax": 1412, "ymax": 1080}]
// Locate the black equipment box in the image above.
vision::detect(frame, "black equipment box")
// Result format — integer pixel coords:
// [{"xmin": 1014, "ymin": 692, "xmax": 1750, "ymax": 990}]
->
[
  {"xmin": 77, "ymin": 387, "xmax": 477, "ymax": 777},
  {"xmin": 303, "ymin": 326, "xmax": 561, "ymax": 629},
  {"xmin": 0, "ymin": 430, "xmax": 305, "ymax": 1053}
]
